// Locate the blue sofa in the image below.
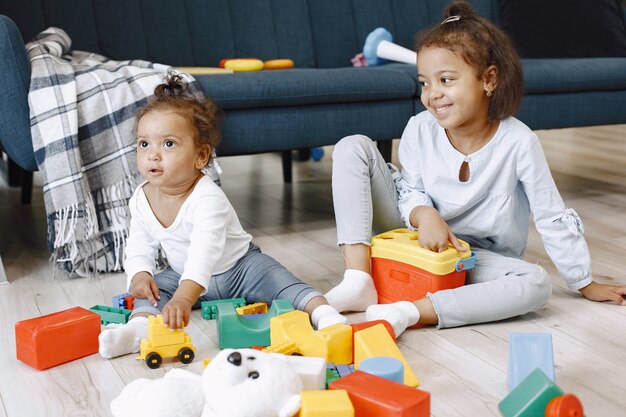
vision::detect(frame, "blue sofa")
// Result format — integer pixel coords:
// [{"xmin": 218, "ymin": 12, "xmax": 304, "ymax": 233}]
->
[{"xmin": 2, "ymin": 0, "xmax": 626, "ymax": 203}]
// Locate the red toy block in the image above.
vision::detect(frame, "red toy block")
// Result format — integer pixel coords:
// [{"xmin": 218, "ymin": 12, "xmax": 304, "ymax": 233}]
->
[
  {"xmin": 124, "ymin": 295, "xmax": 135, "ymax": 310},
  {"xmin": 15, "ymin": 307, "xmax": 101, "ymax": 370},
  {"xmin": 329, "ymin": 370, "xmax": 430, "ymax": 417}
]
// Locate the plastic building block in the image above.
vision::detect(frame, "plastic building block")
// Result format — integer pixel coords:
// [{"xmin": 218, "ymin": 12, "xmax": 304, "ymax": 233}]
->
[
  {"xmin": 201, "ymin": 298, "xmax": 246, "ymax": 320},
  {"xmin": 273, "ymin": 354, "xmax": 326, "ymax": 390},
  {"xmin": 326, "ymin": 367, "xmax": 341, "ymax": 388},
  {"xmin": 89, "ymin": 305, "xmax": 132, "ymax": 325},
  {"xmin": 267, "ymin": 310, "xmax": 353, "ymax": 364},
  {"xmin": 330, "ymin": 371, "xmax": 430, "ymax": 417},
  {"xmin": 112, "ymin": 292, "xmax": 131, "ymax": 309},
  {"xmin": 124, "ymin": 295, "xmax": 134, "ymax": 310},
  {"xmin": 508, "ymin": 332, "xmax": 555, "ymax": 391},
  {"xmin": 351, "ymin": 320, "xmax": 395, "ymax": 341},
  {"xmin": 353, "ymin": 324, "xmax": 419, "ymax": 387},
  {"xmin": 217, "ymin": 299, "xmax": 294, "ymax": 349},
  {"xmin": 359, "ymin": 356, "xmax": 404, "ymax": 384},
  {"xmin": 137, "ymin": 314, "xmax": 196, "ymax": 369},
  {"xmin": 499, "ymin": 368, "xmax": 564, "ymax": 417},
  {"xmin": 336, "ymin": 364, "xmax": 355, "ymax": 378},
  {"xmin": 370, "ymin": 228, "xmax": 475, "ymax": 304},
  {"xmin": 236, "ymin": 302, "xmax": 268, "ymax": 315},
  {"xmin": 545, "ymin": 394, "xmax": 584, "ymax": 417},
  {"xmin": 15, "ymin": 307, "xmax": 101, "ymax": 370},
  {"xmin": 300, "ymin": 390, "xmax": 354, "ymax": 416}
]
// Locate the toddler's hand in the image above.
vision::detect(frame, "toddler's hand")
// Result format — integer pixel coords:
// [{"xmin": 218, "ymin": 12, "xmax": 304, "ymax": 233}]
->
[
  {"xmin": 410, "ymin": 206, "xmax": 466, "ymax": 253},
  {"xmin": 579, "ymin": 281, "xmax": 626, "ymax": 305},
  {"xmin": 162, "ymin": 297, "xmax": 193, "ymax": 329},
  {"xmin": 130, "ymin": 271, "xmax": 160, "ymax": 307}
]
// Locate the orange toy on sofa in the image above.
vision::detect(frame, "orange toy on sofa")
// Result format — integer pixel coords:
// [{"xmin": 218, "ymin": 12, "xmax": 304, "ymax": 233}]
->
[
  {"xmin": 15, "ymin": 306, "xmax": 101, "ymax": 370},
  {"xmin": 371, "ymin": 229, "xmax": 475, "ymax": 304}
]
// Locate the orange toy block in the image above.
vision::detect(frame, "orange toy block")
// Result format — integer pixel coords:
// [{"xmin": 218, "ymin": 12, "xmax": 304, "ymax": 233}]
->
[
  {"xmin": 268, "ymin": 310, "xmax": 353, "ymax": 364},
  {"xmin": 15, "ymin": 307, "xmax": 101, "ymax": 370},
  {"xmin": 264, "ymin": 59, "xmax": 295, "ymax": 69},
  {"xmin": 300, "ymin": 390, "xmax": 354, "ymax": 416},
  {"xmin": 329, "ymin": 371, "xmax": 430, "ymax": 417},
  {"xmin": 353, "ymin": 324, "xmax": 419, "ymax": 387}
]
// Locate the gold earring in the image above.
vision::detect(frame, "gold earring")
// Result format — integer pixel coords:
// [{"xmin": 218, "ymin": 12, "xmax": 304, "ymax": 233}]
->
[{"xmin": 486, "ymin": 89, "xmax": 493, "ymax": 97}]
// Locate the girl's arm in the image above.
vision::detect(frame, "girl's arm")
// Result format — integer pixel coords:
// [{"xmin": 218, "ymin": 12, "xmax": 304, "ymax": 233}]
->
[
  {"xmin": 519, "ymin": 135, "xmax": 626, "ymax": 303},
  {"xmin": 124, "ymin": 195, "xmax": 160, "ymax": 291}
]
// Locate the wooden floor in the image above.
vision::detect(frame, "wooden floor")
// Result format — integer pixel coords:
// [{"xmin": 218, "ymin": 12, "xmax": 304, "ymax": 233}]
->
[{"xmin": 1, "ymin": 124, "xmax": 625, "ymax": 417}]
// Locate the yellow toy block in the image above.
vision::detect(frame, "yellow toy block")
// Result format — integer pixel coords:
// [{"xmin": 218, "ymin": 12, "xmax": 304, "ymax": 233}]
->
[
  {"xmin": 300, "ymin": 390, "xmax": 354, "ymax": 416},
  {"xmin": 262, "ymin": 341, "xmax": 298, "ymax": 355},
  {"xmin": 268, "ymin": 310, "xmax": 353, "ymax": 364},
  {"xmin": 353, "ymin": 324, "xmax": 419, "ymax": 387},
  {"xmin": 236, "ymin": 302, "xmax": 268, "ymax": 315}
]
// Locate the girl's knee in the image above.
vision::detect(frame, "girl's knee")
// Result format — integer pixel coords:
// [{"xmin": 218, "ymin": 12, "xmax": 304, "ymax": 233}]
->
[{"xmin": 333, "ymin": 134, "xmax": 374, "ymax": 160}]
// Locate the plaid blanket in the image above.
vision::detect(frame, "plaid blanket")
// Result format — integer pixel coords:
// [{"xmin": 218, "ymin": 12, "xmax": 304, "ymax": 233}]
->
[{"xmin": 26, "ymin": 27, "xmax": 218, "ymax": 276}]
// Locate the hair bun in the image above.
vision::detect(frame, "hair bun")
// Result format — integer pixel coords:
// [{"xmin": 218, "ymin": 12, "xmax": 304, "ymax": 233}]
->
[
  {"xmin": 445, "ymin": 0, "xmax": 476, "ymax": 20},
  {"xmin": 154, "ymin": 73, "xmax": 190, "ymax": 98}
]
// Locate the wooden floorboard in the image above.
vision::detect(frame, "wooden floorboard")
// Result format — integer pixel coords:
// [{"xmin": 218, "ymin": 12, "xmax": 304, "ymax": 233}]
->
[{"xmin": 0, "ymin": 124, "xmax": 625, "ymax": 417}]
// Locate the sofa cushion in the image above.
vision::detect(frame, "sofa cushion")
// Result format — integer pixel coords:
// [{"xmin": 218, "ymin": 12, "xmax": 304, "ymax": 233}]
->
[
  {"xmin": 0, "ymin": 15, "xmax": 37, "ymax": 171},
  {"xmin": 195, "ymin": 67, "xmax": 417, "ymax": 109},
  {"xmin": 499, "ymin": 0, "xmax": 626, "ymax": 58},
  {"xmin": 522, "ymin": 58, "xmax": 626, "ymax": 94}
]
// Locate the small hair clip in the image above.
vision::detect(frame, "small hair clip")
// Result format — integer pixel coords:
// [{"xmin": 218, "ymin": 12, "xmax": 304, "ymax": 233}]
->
[{"xmin": 441, "ymin": 15, "xmax": 461, "ymax": 24}]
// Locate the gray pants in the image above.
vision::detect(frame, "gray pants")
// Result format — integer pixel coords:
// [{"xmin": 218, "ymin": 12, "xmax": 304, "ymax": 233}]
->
[
  {"xmin": 332, "ymin": 135, "xmax": 551, "ymax": 328},
  {"xmin": 132, "ymin": 243, "xmax": 320, "ymax": 317}
]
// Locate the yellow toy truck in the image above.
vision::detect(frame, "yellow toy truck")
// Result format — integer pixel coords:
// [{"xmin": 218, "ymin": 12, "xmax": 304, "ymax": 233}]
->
[{"xmin": 137, "ymin": 314, "xmax": 196, "ymax": 369}]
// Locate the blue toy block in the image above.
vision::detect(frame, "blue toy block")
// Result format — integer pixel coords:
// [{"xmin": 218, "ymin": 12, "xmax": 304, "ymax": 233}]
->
[
  {"xmin": 359, "ymin": 356, "xmax": 404, "ymax": 384},
  {"xmin": 201, "ymin": 298, "xmax": 246, "ymax": 320},
  {"xmin": 216, "ymin": 299, "xmax": 294, "ymax": 349},
  {"xmin": 508, "ymin": 333, "xmax": 555, "ymax": 391},
  {"xmin": 112, "ymin": 292, "xmax": 131, "ymax": 309},
  {"xmin": 336, "ymin": 364, "xmax": 355, "ymax": 378}
]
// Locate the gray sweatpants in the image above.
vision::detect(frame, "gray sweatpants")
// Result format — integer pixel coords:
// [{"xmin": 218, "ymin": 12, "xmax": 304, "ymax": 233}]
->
[
  {"xmin": 132, "ymin": 243, "xmax": 320, "ymax": 317},
  {"xmin": 332, "ymin": 134, "xmax": 551, "ymax": 329}
]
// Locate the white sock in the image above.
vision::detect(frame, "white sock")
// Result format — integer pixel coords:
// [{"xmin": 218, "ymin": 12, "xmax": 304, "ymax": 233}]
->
[
  {"xmin": 324, "ymin": 269, "xmax": 378, "ymax": 313},
  {"xmin": 98, "ymin": 316, "xmax": 149, "ymax": 359},
  {"xmin": 365, "ymin": 301, "xmax": 420, "ymax": 337},
  {"xmin": 310, "ymin": 304, "xmax": 348, "ymax": 330}
]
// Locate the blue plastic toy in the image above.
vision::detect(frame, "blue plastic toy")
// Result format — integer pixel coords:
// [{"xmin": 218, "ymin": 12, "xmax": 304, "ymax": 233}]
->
[{"xmin": 508, "ymin": 332, "xmax": 555, "ymax": 391}]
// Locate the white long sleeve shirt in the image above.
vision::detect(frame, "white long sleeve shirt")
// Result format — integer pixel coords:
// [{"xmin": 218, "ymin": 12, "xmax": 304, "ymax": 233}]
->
[
  {"xmin": 395, "ymin": 111, "xmax": 592, "ymax": 290},
  {"xmin": 124, "ymin": 175, "xmax": 252, "ymax": 292}
]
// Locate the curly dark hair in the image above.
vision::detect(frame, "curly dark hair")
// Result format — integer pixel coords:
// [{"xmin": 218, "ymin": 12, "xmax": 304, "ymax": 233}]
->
[
  {"xmin": 415, "ymin": 1, "xmax": 523, "ymax": 121},
  {"xmin": 136, "ymin": 73, "xmax": 222, "ymax": 161}
]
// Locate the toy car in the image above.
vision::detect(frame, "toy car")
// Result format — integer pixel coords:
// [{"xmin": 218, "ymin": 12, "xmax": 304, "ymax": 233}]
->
[{"xmin": 137, "ymin": 314, "xmax": 196, "ymax": 369}]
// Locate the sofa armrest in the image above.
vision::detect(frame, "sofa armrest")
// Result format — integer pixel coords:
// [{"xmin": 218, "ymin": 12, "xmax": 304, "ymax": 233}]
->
[{"xmin": 0, "ymin": 15, "xmax": 37, "ymax": 171}]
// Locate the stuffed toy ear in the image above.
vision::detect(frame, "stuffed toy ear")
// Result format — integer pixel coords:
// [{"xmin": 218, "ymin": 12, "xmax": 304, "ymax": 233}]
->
[{"xmin": 278, "ymin": 394, "xmax": 301, "ymax": 417}]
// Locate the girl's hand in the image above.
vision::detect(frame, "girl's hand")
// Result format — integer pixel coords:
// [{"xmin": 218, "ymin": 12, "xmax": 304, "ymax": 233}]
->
[
  {"xmin": 410, "ymin": 206, "xmax": 467, "ymax": 253},
  {"xmin": 579, "ymin": 281, "xmax": 626, "ymax": 305},
  {"xmin": 162, "ymin": 297, "xmax": 193, "ymax": 329},
  {"xmin": 130, "ymin": 271, "xmax": 160, "ymax": 307}
]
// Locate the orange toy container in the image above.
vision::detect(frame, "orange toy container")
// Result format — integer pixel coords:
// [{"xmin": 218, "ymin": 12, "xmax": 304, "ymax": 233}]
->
[
  {"xmin": 15, "ymin": 307, "xmax": 101, "ymax": 370},
  {"xmin": 371, "ymin": 229, "xmax": 475, "ymax": 304}
]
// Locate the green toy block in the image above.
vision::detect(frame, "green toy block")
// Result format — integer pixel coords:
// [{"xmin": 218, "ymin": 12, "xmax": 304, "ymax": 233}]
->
[
  {"xmin": 201, "ymin": 298, "xmax": 246, "ymax": 320},
  {"xmin": 89, "ymin": 305, "xmax": 132, "ymax": 325},
  {"xmin": 499, "ymin": 368, "xmax": 564, "ymax": 417},
  {"xmin": 216, "ymin": 299, "xmax": 294, "ymax": 349}
]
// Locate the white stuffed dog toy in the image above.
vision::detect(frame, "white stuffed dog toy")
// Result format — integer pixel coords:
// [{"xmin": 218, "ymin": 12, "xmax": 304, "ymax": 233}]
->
[{"xmin": 111, "ymin": 348, "xmax": 302, "ymax": 417}]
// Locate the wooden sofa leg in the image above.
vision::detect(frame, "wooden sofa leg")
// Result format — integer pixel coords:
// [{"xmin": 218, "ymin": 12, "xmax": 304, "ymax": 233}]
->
[
  {"xmin": 282, "ymin": 150, "xmax": 293, "ymax": 183},
  {"xmin": 7, "ymin": 158, "xmax": 22, "ymax": 187},
  {"xmin": 21, "ymin": 169, "xmax": 33, "ymax": 205},
  {"xmin": 377, "ymin": 140, "xmax": 393, "ymax": 162}
]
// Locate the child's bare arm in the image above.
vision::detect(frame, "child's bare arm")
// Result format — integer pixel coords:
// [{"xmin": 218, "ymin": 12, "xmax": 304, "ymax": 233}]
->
[
  {"xmin": 409, "ymin": 206, "xmax": 466, "ymax": 253},
  {"xmin": 162, "ymin": 280, "xmax": 205, "ymax": 329},
  {"xmin": 130, "ymin": 271, "xmax": 160, "ymax": 307},
  {"xmin": 579, "ymin": 281, "xmax": 626, "ymax": 305}
]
